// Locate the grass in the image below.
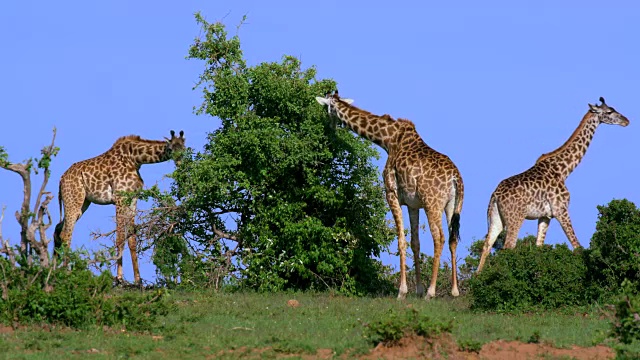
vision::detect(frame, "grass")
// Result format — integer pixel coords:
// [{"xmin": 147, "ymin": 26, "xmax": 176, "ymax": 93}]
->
[{"xmin": 0, "ymin": 290, "xmax": 624, "ymax": 359}]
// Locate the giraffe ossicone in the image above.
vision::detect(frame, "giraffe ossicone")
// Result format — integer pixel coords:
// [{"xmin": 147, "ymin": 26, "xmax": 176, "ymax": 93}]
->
[{"xmin": 53, "ymin": 130, "xmax": 186, "ymax": 285}]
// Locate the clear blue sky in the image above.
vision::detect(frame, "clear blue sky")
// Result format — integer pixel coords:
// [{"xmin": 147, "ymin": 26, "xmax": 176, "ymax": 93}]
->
[{"xmin": 1, "ymin": 1, "xmax": 638, "ymax": 283}]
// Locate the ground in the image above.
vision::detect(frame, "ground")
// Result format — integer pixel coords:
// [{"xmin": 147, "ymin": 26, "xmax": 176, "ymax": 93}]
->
[{"xmin": 0, "ymin": 291, "xmax": 633, "ymax": 359}]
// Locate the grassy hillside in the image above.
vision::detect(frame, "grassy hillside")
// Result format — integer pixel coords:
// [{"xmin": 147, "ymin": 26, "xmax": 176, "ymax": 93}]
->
[{"xmin": 0, "ymin": 290, "xmax": 625, "ymax": 359}]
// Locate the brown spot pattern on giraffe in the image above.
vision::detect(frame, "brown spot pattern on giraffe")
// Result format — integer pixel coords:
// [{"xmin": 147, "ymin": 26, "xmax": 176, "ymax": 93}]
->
[
  {"xmin": 316, "ymin": 91, "xmax": 464, "ymax": 300},
  {"xmin": 53, "ymin": 130, "xmax": 186, "ymax": 284},
  {"xmin": 477, "ymin": 97, "xmax": 629, "ymax": 272}
]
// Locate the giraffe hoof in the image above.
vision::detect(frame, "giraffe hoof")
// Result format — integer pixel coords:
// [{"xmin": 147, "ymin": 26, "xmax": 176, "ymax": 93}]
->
[
  {"xmin": 451, "ymin": 288, "xmax": 460, "ymax": 297},
  {"xmin": 425, "ymin": 288, "xmax": 436, "ymax": 301}
]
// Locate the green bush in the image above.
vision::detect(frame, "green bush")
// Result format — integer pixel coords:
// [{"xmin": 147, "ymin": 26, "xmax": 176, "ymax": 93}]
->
[
  {"xmin": 611, "ymin": 280, "xmax": 640, "ymax": 345},
  {"xmin": 468, "ymin": 236, "xmax": 589, "ymax": 312},
  {"xmin": 587, "ymin": 199, "xmax": 640, "ymax": 300},
  {"xmin": 609, "ymin": 280, "xmax": 640, "ymax": 359},
  {"xmin": 363, "ymin": 308, "xmax": 453, "ymax": 346},
  {"xmin": 0, "ymin": 252, "xmax": 169, "ymax": 330}
]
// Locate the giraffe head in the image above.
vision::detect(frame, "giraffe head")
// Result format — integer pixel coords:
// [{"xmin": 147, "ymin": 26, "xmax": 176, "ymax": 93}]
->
[
  {"xmin": 588, "ymin": 97, "xmax": 630, "ymax": 127},
  {"xmin": 164, "ymin": 130, "xmax": 186, "ymax": 165},
  {"xmin": 315, "ymin": 90, "xmax": 354, "ymax": 118}
]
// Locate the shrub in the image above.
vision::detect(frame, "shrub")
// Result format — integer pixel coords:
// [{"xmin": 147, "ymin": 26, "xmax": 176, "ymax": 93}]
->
[
  {"xmin": 587, "ymin": 199, "xmax": 640, "ymax": 300},
  {"xmin": 609, "ymin": 280, "xmax": 640, "ymax": 359},
  {"xmin": 611, "ymin": 280, "xmax": 640, "ymax": 345},
  {"xmin": 468, "ymin": 236, "xmax": 589, "ymax": 312},
  {"xmin": 0, "ymin": 252, "xmax": 169, "ymax": 331},
  {"xmin": 363, "ymin": 308, "xmax": 453, "ymax": 346}
]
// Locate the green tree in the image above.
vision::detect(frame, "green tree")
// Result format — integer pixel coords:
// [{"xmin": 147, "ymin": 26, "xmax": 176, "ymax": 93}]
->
[{"xmin": 148, "ymin": 14, "xmax": 394, "ymax": 295}]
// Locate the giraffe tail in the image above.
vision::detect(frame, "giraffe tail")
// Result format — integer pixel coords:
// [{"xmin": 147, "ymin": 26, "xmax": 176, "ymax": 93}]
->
[
  {"xmin": 449, "ymin": 177, "xmax": 463, "ymax": 244},
  {"xmin": 53, "ymin": 181, "xmax": 64, "ymax": 248},
  {"xmin": 486, "ymin": 193, "xmax": 497, "ymax": 229}
]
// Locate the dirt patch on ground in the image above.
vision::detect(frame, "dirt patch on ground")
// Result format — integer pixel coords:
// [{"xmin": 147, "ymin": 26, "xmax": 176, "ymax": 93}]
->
[
  {"xmin": 472, "ymin": 340, "xmax": 614, "ymax": 360},
  {"xmin": 210, "ymin": 347, "xmax": 335, "ymax": 359},
  {"xmin": 0, "ymin": 324, "xmax": 14, "ymax": 334},
  {"xmin": 211, "ymin": 335, "xmax": 615, "ymax": 359},
  {"xmin": 360, "ymin": 334, "xmax": 463, "ymax": 359},
  {"xmin": 361, "ymin": 336, "xmax": 615, "ymax": 360}
]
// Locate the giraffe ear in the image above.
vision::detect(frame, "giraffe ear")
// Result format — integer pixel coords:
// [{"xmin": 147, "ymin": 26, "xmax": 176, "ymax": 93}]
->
[
  {"xmin": 588, "ymin": 103, "xmax": 599, "ymax": 112},
  {"xmin": 315, "ymin": 97, "xmax": 329, "ymax": 105},
  {"xmin": 341, "ymin": 98, "xmax": 354, "ymax": 105}
]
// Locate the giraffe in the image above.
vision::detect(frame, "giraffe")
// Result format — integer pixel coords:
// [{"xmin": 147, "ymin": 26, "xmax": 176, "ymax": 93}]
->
[
  {"xmin": 53, "ymin": 130, "xmax": 186, "ymax": 284},
  {"xmin": 476, "ymin": 97, "xmax": 629, "ymax": 273},
  {"xmin": 315, "ymin": 90, "xmax": 464, "ymax": 300}
]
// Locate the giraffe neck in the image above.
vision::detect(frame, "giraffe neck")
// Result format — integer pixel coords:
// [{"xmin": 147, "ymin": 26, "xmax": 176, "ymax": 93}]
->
[
  {"xmin": 128, "ymin": 140, "xmax": 171, "ymax": 165},
  {"xmin": 332, "ymin": 100, "xmax": 399, "ymax": 152},
  {"xmin": 535, "ymin": 112, "xmax": 599, "ymax": 178}
]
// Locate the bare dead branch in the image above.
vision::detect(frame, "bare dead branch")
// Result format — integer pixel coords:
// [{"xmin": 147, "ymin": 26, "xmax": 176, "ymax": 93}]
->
[
  {"xmin": 32, "ymin": 128, "xmax": 57, "ymax": 215},
  {"xmin": 0, "ymin": 127, "xmax": 58, "ymax": 267},
  {"xmin": 4, "ymin": 161, "xmax": 32, "ymax": 257},
  {"xmin": 90, "ymin": 229, "xmax": 117, "ymax": 241}
]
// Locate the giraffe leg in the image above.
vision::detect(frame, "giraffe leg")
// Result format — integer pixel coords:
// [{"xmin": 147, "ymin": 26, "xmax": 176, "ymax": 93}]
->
[
  {"xmin": 126, "ymin": 199, "xmax": 141, "ymax": 285},
  {"xmin": 425, "ymin": 208, "xmax": 445, "ymax": 300},
  {"xmin": 503, "ymin": 214, "xmax": 525, "ymax": 249},
  {"xmin": 551, "ymin": 187, "xmax": 582, "ymax": 249},
  {"xmin": 383, "ymin": 169, "xmax": 408, "ymax": 300},
  {"xmin": 553, "ymin": 207, "xmax": 582, "ymax": 249},
  {"xmin": 477, "ymin": 201, "xmax": 503, "ymax": 273},
  {"xmin": 114, "ymin": 198, "xmax": 136, "ymax": 284},
  {"xmin": 408, "ymin": 207, "xmax": 424, "ymax": 297},
  {"xmin": 54, "ymin": 190, "xmax": 89, "ymax": 258},
  {"xmin": 536, "ymin": 217, "xmax": 550, "ymax": 246},
  {"xmin": 115, "ymin": 205, "xmax": 126, "ymax": 284},
  {"xmin": 444, "ymin": 199, "xmax": 459, "ymax": 297}
]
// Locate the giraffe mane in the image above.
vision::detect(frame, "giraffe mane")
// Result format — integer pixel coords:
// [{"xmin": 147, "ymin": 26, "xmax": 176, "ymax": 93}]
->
[
  {"xmin": 113, "ymin": 135, "xmax": 142, "ymax": 143},
  {"xmin": 397, "ymin": 118, "xmax": 416, "ymax": 128},
  {"xmin": 535, "ymin": 112, "xmax": 594, "ymax": 164},
  {"xmin": 338, "ymin": 100, "xmax": 392, "ymax": 120},
  {"xmin": 109, "ymin": 135, "xmax": 169, "ymax": 152},
  {"xmin": 336, "ymin": 98, "xmax": 414, "ymax": 129}
]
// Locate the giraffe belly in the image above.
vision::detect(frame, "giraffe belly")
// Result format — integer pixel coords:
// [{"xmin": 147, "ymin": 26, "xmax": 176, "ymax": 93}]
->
[
  {"xmin": 398, "ymin": 190, "xmax": 423, "ymax": 208},
  {"xmin": 525, "ymin": 202, "xmax": 553, "ymax": 219},
  {"xmin": 86, "ymin": 186, "xmax": 115, "ymax": 205}
]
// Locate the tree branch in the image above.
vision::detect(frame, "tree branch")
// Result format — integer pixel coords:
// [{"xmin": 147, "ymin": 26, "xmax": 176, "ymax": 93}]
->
[
  {"xmin": 0, "ymin": 127, "xmax": 58, "ymax": 267},
  {"xmin": 213, "ymin": 224, "xmax": 239, "ymax": 242}
]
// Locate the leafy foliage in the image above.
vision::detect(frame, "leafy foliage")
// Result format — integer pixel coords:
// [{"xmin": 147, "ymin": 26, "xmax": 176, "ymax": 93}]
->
[
  {"xmin": 587, "ymin": 199, "xmax": 640, "ymax": 300},
  {"xmin": 0, "ymin": 146, "xmax": 7, "ymax": 166},
  {"xmin": 363, "ymin": 308, "xmax": 453, "ymax": 346},
  {"xmin": 611, "ymin": 280, "xmax": 640, "ymax": 345},
  {"xmin": 144, "ymin": 14, "xmax": 394, "ymax": 295},
  {"xmin": 468, "ymin": 236, "xmax": 589, "ymax": 312},
  {"xmin": 459, "ymin": 239, "xmax": 486, "ymax": 280},
  {"xmin": 610, "ymin": 280, "xmax": 640, "ymax": 359},
  {"xmin": 458, "ymin": 340, "xmax": 483, "ymax": 353},
  {"xmin": 0, "ymin": 252, "xmax": 169, "ymax": 330}
]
